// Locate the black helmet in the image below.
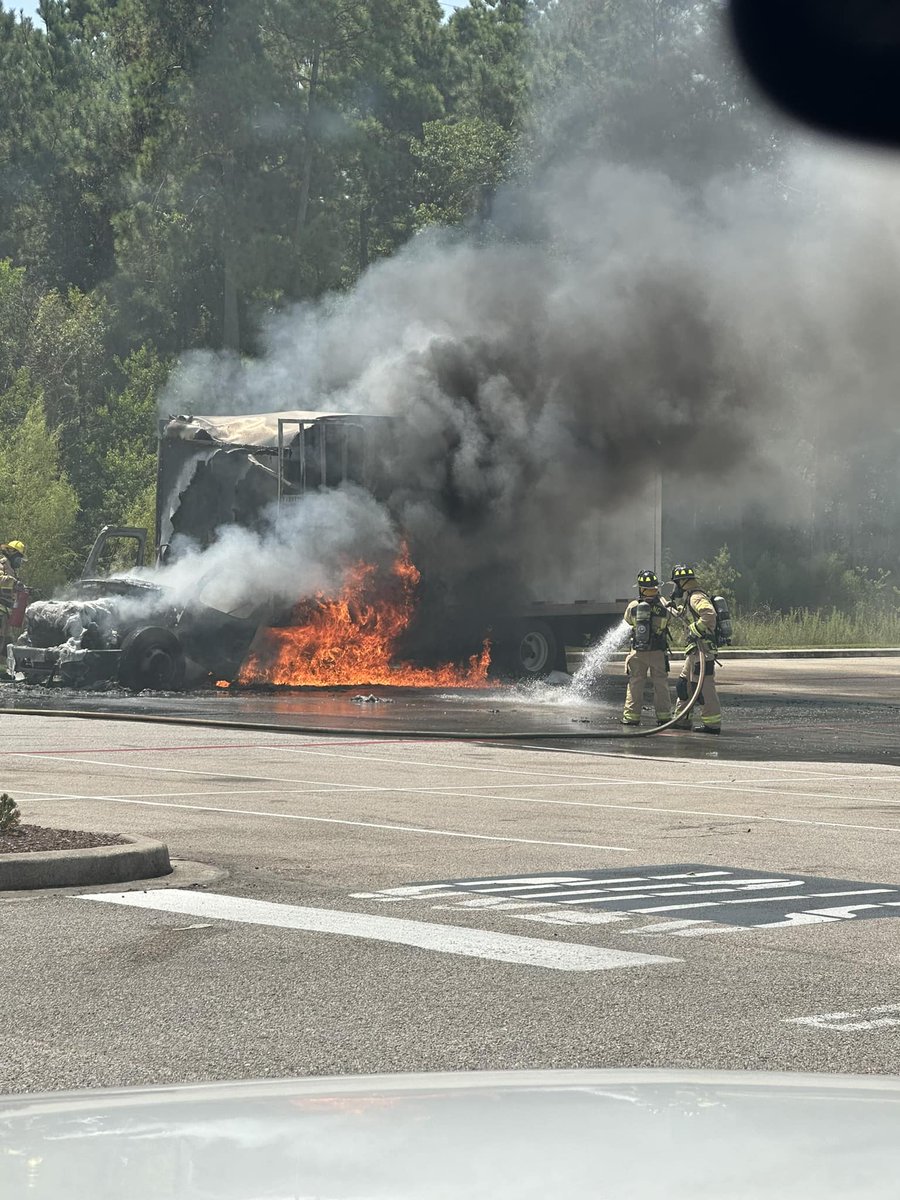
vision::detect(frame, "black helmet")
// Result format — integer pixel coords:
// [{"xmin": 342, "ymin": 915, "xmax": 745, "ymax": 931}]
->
[
  {"xmin": 671, "ymin": 564, "xmax": 696, "ymax": 583},
  {"xmin": 636, "ymin": 570, "xmax": 659, "ymax": 590}
]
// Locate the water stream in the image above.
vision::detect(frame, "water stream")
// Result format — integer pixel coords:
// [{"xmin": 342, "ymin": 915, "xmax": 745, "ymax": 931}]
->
[{"xmin": 570, "ymin": 621, "xmax": 630, "ymax": 697}]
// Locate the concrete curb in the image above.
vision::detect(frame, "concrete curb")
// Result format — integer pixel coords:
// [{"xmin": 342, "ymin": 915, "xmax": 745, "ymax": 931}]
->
[
  {"xmin": 569, "ymin": 648, "xmax": 900, "ymax": 662},
  {"xmin": 0, "ymin": 834, "xmax": 172, "ymax": 891}
]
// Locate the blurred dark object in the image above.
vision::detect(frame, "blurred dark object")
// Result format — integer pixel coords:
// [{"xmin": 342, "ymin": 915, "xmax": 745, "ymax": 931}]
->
[{"xmin": 729, "ymin": 0, "xmax": 900, "ymax": 146}]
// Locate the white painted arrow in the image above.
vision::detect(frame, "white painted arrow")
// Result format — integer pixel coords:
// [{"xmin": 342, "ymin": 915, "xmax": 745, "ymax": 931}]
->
[{"xmin": 81, "ymin": 889, "xmax": 681, "ymax": 973}]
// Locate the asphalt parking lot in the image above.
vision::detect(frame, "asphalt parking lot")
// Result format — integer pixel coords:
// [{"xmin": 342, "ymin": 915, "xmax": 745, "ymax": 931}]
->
[{"xmin": 3, "ymin": 656, "xmax": 900, "ymax": 1094}]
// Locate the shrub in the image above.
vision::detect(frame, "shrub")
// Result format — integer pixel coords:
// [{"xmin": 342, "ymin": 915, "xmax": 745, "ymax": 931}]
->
[{"xmin": 0, "ymin": 793, "xmax": 21, "ymax": 834}]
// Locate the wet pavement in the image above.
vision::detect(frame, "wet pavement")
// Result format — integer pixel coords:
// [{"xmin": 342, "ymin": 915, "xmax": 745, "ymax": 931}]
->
[{"xmin": 2, "ymin": 656, "xmax": 898, "ymax": 766}]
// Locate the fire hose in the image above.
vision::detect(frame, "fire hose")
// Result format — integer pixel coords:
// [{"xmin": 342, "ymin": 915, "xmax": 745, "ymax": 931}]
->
[
  {"xmin": 614, "ymin": 638, "xmax": 710, "ymax": 739},
  {"xmin": 611, "ymin": 604, "xmax": 708, "ymax": 740}
]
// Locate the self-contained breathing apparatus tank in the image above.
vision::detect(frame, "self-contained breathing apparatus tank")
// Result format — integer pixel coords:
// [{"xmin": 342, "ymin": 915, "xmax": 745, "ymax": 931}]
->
[
  {"xmin": 632, "ymin": 601, "xmax": 653, "ymax": 651},
  {"xmin": 712, "ymin": 596, "xmax": 733, "ymax": 646}
]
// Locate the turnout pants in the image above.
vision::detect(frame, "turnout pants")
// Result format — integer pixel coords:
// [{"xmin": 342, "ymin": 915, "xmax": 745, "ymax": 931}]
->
[
  {"xmin": 623, "ymin": 650, "xmax": 672, "ymax": 724},
  {"xmin": 673, "ymin": 648, "xmax": 721, "ymax": 729},
  {"xmin": 0, "ymin": 612, "xmax": 9, "ymax": 676}
]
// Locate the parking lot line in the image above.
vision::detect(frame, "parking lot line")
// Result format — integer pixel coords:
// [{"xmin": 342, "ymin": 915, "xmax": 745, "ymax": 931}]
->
[
  {"xmin": 21, "ymin": 791, "xmax": 633, "ymax": 852},
  {"xmin": 20, "ymin": 782, "xmax": 900, "ymax": 841},
  {"xmin": 264, "ymin": 744, "xmax": 900, "ymax": 805},
  {"xmin": 81, "ymin": 889, "xmax": 679, "ymax": 972}
]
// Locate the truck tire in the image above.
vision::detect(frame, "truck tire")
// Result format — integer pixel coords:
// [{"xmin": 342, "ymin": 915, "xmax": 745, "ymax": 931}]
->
[
  {"xmin": 508, "ymin": 620, "xmax": 565, "ymax": 678},
  {"xmin": 118, "ymin": 626, "xmax": 186, "ymax": 692}
]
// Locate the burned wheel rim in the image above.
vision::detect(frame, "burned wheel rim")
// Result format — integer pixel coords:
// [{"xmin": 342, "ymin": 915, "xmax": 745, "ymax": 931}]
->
[
  {"xmin": 119, "ymin": 626, "xmax": 186, "ymax": 692},
  {"xmin": 516, "ymin": 622, "xmax": 557, "ymax": 675}
]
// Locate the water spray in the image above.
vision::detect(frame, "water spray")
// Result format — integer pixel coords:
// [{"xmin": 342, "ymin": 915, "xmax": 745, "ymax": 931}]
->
[{"xmin": 563, "ymin": 595, "xmax": 707, "ymax": 740}]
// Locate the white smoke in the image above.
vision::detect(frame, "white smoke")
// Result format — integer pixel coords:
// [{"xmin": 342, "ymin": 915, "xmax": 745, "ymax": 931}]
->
[{"xmin": 134, "ymin": 485, "xmax": 398, "ymax": 619}]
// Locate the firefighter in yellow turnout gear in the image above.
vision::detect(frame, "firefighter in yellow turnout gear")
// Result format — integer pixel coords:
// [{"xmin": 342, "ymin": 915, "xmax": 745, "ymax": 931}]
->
[
  {"xmin": 622, "ymin": 570, "xmax": 673, "ymax": 726},
  {"xmin": 670, "ymin": 564, "xmax": 722, "ymax": 734},
  {"xmin": 0, "ymin": 540, "xmax": 26, "ymax": 673}
]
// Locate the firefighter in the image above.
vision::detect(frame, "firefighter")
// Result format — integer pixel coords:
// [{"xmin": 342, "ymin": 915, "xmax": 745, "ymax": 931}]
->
[
  {"xmin": 670, "ymin": 563, "xmax": 722, "ymax": 734},
  {"xmin": 621, "ymin": 569, "xmax": 672, "ymax": 726},
  {"xmin": 0, "ymin": 540, "xmax": 26, "ymax": 672}
]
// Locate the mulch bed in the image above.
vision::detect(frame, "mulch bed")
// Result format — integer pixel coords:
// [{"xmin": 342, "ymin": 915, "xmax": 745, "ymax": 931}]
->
[{"xmin": 0, "ymin": 824, "xmax": 126, "ymax": 855}]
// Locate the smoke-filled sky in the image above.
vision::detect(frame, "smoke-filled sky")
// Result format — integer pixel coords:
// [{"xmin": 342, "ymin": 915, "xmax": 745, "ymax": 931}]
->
[{"xmin": 158, "ymin": 4, "xmax": 900, "ymax": 629}]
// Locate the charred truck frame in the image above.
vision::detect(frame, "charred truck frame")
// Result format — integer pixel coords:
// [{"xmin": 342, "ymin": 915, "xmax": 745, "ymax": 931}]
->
[{"xmin": 11, "ymin": 411, "xmax": 661, "ymax": 689}]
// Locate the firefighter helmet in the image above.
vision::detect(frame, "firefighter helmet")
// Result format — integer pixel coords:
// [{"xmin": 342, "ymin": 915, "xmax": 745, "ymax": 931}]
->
[
  {"xmin": 636, "ymin": 570, "xmax": 659, "ymax": 590},
  {"xmin": 671, "ymin": 564, "xmax": 696, "ymax": 583},
  {"xmin": 5, "ymin": 540, "xmax": 26, "ymax": 559}
]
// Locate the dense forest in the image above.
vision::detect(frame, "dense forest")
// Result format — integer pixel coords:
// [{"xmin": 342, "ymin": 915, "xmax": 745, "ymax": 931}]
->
[{"xmin": 0, "ymin": 0, "xmax": 897, "ymax": 617}]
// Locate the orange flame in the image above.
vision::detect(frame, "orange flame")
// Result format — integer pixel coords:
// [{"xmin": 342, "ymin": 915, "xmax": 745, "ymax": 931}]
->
[{"xmin": 238, "ymin": 547, "xmax": 490, "ymax": 688}]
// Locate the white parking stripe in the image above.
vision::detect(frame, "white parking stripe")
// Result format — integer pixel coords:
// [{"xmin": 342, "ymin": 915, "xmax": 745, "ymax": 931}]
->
[
  {"xmin": 13, "ymin": 753, "xmax": 851, "ymax": 806},
  {"xmin": 787, "ymin": 1003, "xmax": 900, "ymax": 1031},
  {"xmin": 20, "ymin": 785, "xmax": 900, "ymax": 840},
  {"xmin": 264, "ymin": 745, "xmax": 900, "ymax": 806},
  {"xmin": 19, "ymin": 748, "xmax": 878, "ymax": 812},
  {"xmin": 24, "ymin": 792, "xmax": 632, "ymax": 852},
  {"xmin": 523, "ymin": 744, "xmax": 900, "ymax": 785},
  {"xmin": 532, "ymin": 881, "xmax": 802, "ymax": 903},
  {"xmin": 80, "ymin": 890, "xmax": 679, "ymax": 973},
  {"xmin": 627, "ymin": 888, "xmax": 894, "ymax": 914},
  {"xmin": 463, "ymin": 876, "xmax": 785, "ymax": 897}
]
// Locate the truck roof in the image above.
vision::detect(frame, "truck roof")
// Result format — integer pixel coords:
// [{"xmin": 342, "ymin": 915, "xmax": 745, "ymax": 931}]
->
[{"xmin": 161, "ymin": 410, "xmax": 365, "ymax": 450}]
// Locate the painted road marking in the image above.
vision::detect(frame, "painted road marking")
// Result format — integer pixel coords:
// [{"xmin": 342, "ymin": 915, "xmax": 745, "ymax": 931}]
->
[
  {"xmin": 19, "ymin": 752, "xmax": 900, "ymax": 839},
  {"xmin": 23, "ymin": 780, "xmax": 900, "ymax": 842},
  {"xmin": 80, "ymin": 890, "xmax": 679, "ymax": 973},
  {"xmin": 266, "ymin": 744, "xmax": 900, "ymax": 807},
  {"xmin": 787, "ymin": 1004, "xmax": 900, "ymax": 1032},
  {"xmin": 20, "ymin": 791, "xmax": 632, "ymax": 853},
  {"xmin": 364, "ymin": 865, "xmax": 900, "ymax": 929},
  {"xmin": 16, "ymin": 728, "xmax": 900, "ymax": 802}
]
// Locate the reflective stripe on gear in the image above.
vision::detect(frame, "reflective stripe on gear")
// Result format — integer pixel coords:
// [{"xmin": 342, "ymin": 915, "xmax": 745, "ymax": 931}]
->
[
  {"xmin": 0, "ymin": 612, "xmax": 10, "ymax": 675},
  {"xmin": 674, "ymin": 648, "xmax": 722, "ymax": 728},
  {"xmin": 0, "ymin": 552, "xmax": 19, "ymax": 611}
]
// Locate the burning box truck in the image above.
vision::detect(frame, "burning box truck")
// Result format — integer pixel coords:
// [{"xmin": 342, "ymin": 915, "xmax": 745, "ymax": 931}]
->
[{"xmin": 11, "ymin": 410, "xmax": 661, "ymax": 690}]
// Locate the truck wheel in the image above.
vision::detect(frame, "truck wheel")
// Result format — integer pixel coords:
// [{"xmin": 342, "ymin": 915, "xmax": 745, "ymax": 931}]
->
[
  {"xmin": 511, "ymin": 620, "xmax": 563, "ymax": 677},
  {"xmin": 119, "ymin": 626, "xmax": 186, "ymax": 692}
]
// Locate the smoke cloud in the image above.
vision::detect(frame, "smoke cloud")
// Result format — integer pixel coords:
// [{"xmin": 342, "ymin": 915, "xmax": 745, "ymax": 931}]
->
[{"xmin": 157, "ymin": 26, "xmax": 900, "ymax": 632}]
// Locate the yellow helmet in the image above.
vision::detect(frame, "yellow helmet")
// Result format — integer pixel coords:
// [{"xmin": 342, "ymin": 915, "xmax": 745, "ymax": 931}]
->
[{"xmin": 6, "ymin": 540, "xmax": 26, "ymax": 559}]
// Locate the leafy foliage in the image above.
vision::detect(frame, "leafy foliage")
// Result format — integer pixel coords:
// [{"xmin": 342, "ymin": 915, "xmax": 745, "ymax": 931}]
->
[
  {"xmin": 691, "ymin": 545, "xmax": 741, "ymax": 609},
  {"xmin": 0, "ymin": 792, "xmax": 20, "ymax": 834},
  {"xmin": 413, "ymin": 116, "xmax": 516, "ymax": 228},
  {"xmin": 0, "ymin": 390, "xmax": 80, "ymax": 590}
]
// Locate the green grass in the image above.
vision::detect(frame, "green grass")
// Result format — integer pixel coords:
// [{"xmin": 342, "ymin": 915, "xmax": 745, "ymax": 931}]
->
[{"xmin": 731, "ymin": 608, "xmax": 900, "ymax": 649}]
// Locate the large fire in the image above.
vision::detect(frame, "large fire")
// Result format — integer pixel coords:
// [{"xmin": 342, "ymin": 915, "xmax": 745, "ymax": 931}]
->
[{"xmin": 237, "ymin": 547, "xmax": 491, "ymax": 688}]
